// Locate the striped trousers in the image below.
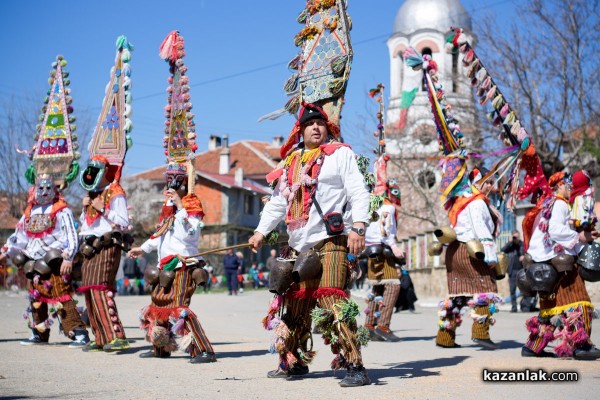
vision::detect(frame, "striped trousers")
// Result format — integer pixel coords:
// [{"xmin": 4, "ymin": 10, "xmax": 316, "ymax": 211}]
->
[
  {"xmin": 278, "ymin": 236, "xmax": 363, "ymax": 367},
  {"xmin": 81, "ymin": 245, "xmax": 126, "ymax": 346},
  {"xmin": 143, "ymin": 266, "xmax": 214, "ymax": 357},
  {"xmin": 30, "ymin": 272, "xmax": 86, "ymax": 341},
  {"xmin": 364, "ymin": 282, "xmax": 401, "ymax": 329}
]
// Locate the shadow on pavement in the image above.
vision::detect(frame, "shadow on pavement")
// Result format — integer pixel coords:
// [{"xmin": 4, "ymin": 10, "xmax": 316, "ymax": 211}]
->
[
  {"xmin": 393, "ymin": 335, "xmax": 436, "ymax": 342},
  {"xmin": 366, "ymin": 355, "xmax": 470, "ymax": 382},
  {"xmin": 215, "ymin": 349, "xmax": 269, "ymax": 359}
]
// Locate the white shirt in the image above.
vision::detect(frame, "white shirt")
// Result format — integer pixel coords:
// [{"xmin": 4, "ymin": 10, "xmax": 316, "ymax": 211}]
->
[
  {"xmin": 79, "ymin": 194, "xmax": 129, "ymax": 236},
  {"xmin": 528, "ymin": 198, "xmax": 581, "ymax": 262},
  {"xmin": 256, "ymin": 146, "xmax": 370, "ymax": 252},
  {"xmin": 452, "ymin": 196, "xmax": 498, "ymax": 263},
  {"xmin": 4, "ymin": 205, "xmax": 78, "ymax": 261},
  {"xmin": 365, "ymin": 203, "xmax": 397, "ymax": 247},
  {"xmin": 140, "ymin": 206, "xmax": 202, "ymax": 262},
  {"xmin": 571, "ymin": 189, "xmax": 596, "ymax": 228}
]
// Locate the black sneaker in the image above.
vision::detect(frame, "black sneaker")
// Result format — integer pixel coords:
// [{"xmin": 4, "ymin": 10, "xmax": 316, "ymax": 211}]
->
[
  {"xmin": 189, "ymin": 352, "xmax": 217, "ymax": 364},
  {"xmin": 267, "ymin": 364, "xmax": 309, "ymax": 379},
  {"xmin": 339, "ymin": 365, "xmax": 370, "ymax": 387},
  {"xmin": 436, "ymin": 342, "xmax": 461, "ymax": 348},
  {"xmin": 472, "ymin": 338, "xmax": 498, "ymax": 350},
  {"xmin": 374, "ymin": 327, "xmax": 401, "ymax": 342},
  {"xmin": 267, "ymin": 369, "xmax": 290, "ymax": 378},
  {"xmin": 521, "ymin": 346, "xmax": 554, "ymax": 358},
  {"xmin": 573, "ymin": 345, "xmax": 600, "ymax": 361}
]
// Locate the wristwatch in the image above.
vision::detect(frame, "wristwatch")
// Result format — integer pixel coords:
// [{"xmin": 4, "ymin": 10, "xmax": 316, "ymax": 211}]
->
[{"xmin": 350, "ymin": 226, "xmax": 365, "ymax": 236}]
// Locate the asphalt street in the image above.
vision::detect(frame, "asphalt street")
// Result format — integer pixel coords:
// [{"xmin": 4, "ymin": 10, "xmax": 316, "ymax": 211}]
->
[{"xmin": 0, "ymin": 288, "xmax": 598, "ymax": 400}]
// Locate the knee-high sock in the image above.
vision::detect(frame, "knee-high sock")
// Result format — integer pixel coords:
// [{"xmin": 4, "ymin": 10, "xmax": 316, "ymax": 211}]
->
[
  {"xmin": 30, "ymin": 302, "xmax": 51, "ymax": 342},
  {"xmin": 471, "ymin": 305, "xmax": 492, "ymax": 340},
  {"xmin": 377, "ymin": 283, "xmax": 401, "ymax": 329},
  {"xmin": 318, "ymin": 295, "xmax": 363, "ymax": 366}
]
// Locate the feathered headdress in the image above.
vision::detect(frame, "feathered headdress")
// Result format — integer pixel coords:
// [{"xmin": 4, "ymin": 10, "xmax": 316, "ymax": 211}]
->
[
  {"xmin": 446, "ymin": 27, "xmax": 551, "ymax": 208},
  {"xmin": 159, "ymin": 30, "xmax": 198, "ymax": 195},
  {"xmin": 403, "ymin": 47, "xmax": 470, "ymax": 207},
  {"xmin": 80, "ymin": 35, "xmax": 134, "ymax": 191},
  {"xmin": 26, "ymin": 55, "xmax": 80, "ymax": 189},
  {"xmin": 258, "ymin": 0, "xmax": 353, "ymax": 126}
]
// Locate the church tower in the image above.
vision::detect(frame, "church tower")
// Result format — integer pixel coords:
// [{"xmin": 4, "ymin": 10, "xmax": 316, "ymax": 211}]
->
[{"xmin": 385, "ymin": 0, "xmax": 478, "ymax": 238}]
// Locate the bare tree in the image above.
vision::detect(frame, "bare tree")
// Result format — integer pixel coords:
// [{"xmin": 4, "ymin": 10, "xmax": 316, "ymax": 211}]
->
[
  {"xmin": 0, "ymin": 95, "xmax": 93, "ymax": 218},
  {"xmin": 477, "ymin": 0, "xmax": 600, "ymax": 176}
]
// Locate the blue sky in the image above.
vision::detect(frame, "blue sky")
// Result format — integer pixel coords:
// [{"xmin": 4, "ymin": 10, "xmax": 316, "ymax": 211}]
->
[{"xmin": 0, "ymin": 0, "xmax": 518, "ymax": 176}]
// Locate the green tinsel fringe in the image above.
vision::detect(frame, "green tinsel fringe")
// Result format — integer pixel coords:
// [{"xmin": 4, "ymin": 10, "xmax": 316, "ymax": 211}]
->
[
  {"xmin": 265, "ymin": 231, "xmax": 280, "ymax": 245},
  {"xmin": 65, "ymin": 161, "xmax": 79, "ymax": 183},
  {"xmin": 356, "ymin": 326, "xmax": 370, "ymax": 347},
  {"xmin": 25, "ymin": 164, "xmax": 36, "ymax": 185}
]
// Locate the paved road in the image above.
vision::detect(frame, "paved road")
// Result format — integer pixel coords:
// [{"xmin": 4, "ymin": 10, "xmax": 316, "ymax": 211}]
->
[{"xmin": 0, "ymin": 288, "xmax": 598, "ymax": 400}]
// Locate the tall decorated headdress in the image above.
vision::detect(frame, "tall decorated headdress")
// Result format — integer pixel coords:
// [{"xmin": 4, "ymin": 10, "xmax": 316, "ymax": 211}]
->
[
  {"xmin": 445, "ymin": 28, "xmax": 551, "ymax": 209},
  {"xmin": 25, "ymin": 55, "xmax": 80, "ymax": 189},
  {"xmin": 403, "ymin": 47, "xmax": 470, "ymax": 208},
  {"xmin": 158, "ymin": 30, "xmax": 198, "ymax": 195},
  {"xmin": 80, "ymin": 36, "xmax": 134, "ymax": 191},
  {"xmin": 259, "ymin": 0, "xmax": 353, "ymax": 159}
]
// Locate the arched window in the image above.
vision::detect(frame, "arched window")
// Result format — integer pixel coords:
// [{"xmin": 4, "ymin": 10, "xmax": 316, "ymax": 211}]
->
[
  {"xmin": 452, "ymin": 51, "xmax": 458, "ymax": 93},
  {"xmin": 421, "ymin": 47, "xmax": 433, "ymax": 91}
]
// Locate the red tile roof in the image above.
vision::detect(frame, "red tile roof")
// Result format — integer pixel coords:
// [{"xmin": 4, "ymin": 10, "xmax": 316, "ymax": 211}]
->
[{"xmin": 130, "ymin": 140, "xmax": 281, "ymax": 181}]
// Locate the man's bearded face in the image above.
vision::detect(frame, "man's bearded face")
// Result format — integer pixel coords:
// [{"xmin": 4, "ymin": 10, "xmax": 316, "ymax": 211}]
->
[{"xmin": 35, "ymin": 178, "xmax": 55, "ymax": 205}]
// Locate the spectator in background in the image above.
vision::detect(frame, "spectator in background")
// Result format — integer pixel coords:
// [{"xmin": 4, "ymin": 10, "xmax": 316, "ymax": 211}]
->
[
  {"xmin": 204, "ymin": 264, "xmax": 214, "ymax": 293},
  {"xmin": 236, "ymin": 251, "xmax": 245, "ymax": 293},
  {"xmin": 395, "ymin": 269, "xmax": 417, "ymax": 313},
  {"xmin": 502, "ymin": 230, "xmax": 525, "ymax": 312},
  {"xmin": 223, "ymin": 249, "xmax": 241, "ymax": 295},
  {"xmin": 249, "ymin": 262, "xmax": 260, "ymax": 289},
  {"xmin": 265, "ymin": 249, "xmax": 278, "ymax": 272}
]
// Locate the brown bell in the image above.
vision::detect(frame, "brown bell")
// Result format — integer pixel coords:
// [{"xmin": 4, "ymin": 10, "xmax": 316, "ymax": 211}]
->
[
  {"xmin": 292, "ymin": 250, "xmax": 322, "ymax": 283},
  {"xmin": 144, "ymin": 265, "xmax": 160, "ymax": 287},
  {"xmin": 44, "ymin": 249, "xmax": 64, "ymax": 270},
  {"xmin": 551, "ymin": 253, "xmax": 574, "ymax": 273},
  {"xmin": 522, "ymin": 253, "xmax": 534, "ymax": 268},
  {"xmin": 495, "ymin": 252, "xmax": 509, "ymax": 279},
  {"xmin": 92, "ymin": 237, "xmax": 103, "ymax": 251},
  {"xmin": 111, "ymin": 229, "xmax": 123, "ymax": 247},
  {"xmin": 466, "ymin": 239, "xmax": 485, "ymax": 260},
  {"xmin": 158, "ymin": 269, "xmax": 176, "ymax": 288},
  {"xmin": 24, "ymin": 260, "xmax": 36, "ymax": 279},
  {"xmin": 428, "ymin": 241, "xmax": 444, "ymax": 256},
  {"xmin": 101, "ymin": 232, "xmax": 114, "ymax": 247},
  {"xmin": 11, "ymin": 253, "xmax": 28, "ymax": 267},
  {"xmin": 33, "ymin": 259, "xmax": 52, "ymax": 278},
  {"xmin": 434, "ymin": 226, "xmax": 457, "ymax": 244},
  {"xmin": 269, "ymin": 260, "xmax": 294, "ymax": 295},
  {"xmin": 192, "ymin": 268, "xmax": 208, "ymax": 286},
  {"xmin": 80, "ymin": 244, "xmax": 95, "ymax": 258}
]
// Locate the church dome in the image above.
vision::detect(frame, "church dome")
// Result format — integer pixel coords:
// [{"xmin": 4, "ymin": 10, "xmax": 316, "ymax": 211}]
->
[{"xmin": 393, "ymin": 0, "xmax": 472, "ymax": 35}]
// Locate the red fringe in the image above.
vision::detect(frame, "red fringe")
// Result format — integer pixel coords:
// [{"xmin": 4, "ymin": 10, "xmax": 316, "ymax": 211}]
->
[
  {"xmin": 30, "ymin": 290, "xmax": 72, "ymax": 304},
  {"xmin": 77, "ymin": 284, "xmax": 113, "ymax": 293},
  {"xmin": 144, "ymin": 305, "xmax": 196, "ymax": 322},
  {"xmin": 287, "ymin": 288, "xmax": 316, "ymax": 300},
  {"xmin": 313, "ymin": 287, "xmax": 348, "ymax": 299}
]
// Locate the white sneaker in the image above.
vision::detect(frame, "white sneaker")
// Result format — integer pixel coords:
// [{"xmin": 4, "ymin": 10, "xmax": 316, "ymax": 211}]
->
[
  {"xmin": 20, "ymin": 335, "xmax": 47, "ymax": 346},
  {"xmin": 68, "ymin": 333, "xmax": 90, "ymax": 348}
]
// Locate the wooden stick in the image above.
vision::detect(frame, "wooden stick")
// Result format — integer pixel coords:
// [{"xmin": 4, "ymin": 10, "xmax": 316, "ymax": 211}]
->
[{"xmin": 184, "ymin": 243, "xmax": 254, "ymax": 259}]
